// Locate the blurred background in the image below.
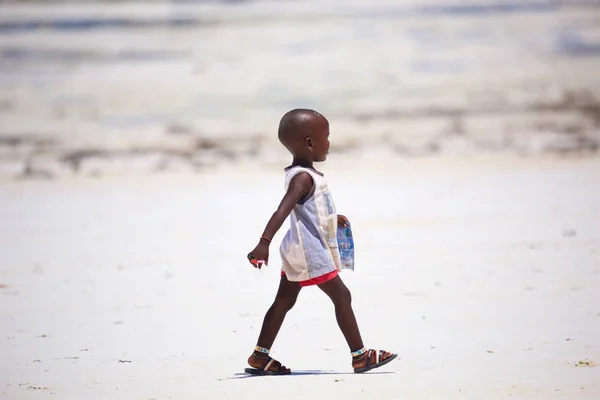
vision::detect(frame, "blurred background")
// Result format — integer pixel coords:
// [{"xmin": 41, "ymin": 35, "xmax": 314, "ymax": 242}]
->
[{"xmin": 0, "ymin": 0, "xmax": 599, "ymax": 179}]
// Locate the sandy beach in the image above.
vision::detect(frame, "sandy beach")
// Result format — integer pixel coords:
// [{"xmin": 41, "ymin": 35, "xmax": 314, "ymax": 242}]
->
[
  {"xmin": 1, "ymin": 155, "xmax": 599, "ymax": 399},
  {"xmin": 1, "ymin": 0, "xmax": 600, "ymax": 398}
]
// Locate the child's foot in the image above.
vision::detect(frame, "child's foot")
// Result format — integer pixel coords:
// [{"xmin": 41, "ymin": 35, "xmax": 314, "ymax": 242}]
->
[
  {"xmin": 247, "ymin": 352, "xmax": 291, "ymax": 375},
  {"xmin": 352, "ymin": 349, "xmax": 397, "ymax": 373}
]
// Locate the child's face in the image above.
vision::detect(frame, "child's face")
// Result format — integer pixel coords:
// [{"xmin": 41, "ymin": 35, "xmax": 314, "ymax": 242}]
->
[{"xmin": 312, "ymin": 118, "xmax": 330, "ymax": 162}]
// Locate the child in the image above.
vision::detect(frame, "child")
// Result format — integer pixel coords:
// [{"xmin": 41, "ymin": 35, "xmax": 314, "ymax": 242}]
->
[{"xmin": 246, "ymin": 109, "xmax": 397, "ymax": 375}]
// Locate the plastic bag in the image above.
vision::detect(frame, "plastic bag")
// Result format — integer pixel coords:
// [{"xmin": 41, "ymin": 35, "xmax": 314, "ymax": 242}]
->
[{"xmin": 337, "ymin": 221, "xmax": 355, "ymax": 271}]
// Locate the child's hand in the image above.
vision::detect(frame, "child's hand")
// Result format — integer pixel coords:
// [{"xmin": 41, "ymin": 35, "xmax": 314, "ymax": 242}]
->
[
  {"xmin": 337, "ymin": 214, "xmax": 349, "ymax": 227},
  {"xmin": 247, "ymin": 242, "xmax": 269, "ymax": 269}
]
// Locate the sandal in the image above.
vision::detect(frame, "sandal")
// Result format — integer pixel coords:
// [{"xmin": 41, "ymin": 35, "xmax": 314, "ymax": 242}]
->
[
  {"xmin": 352, "ymin": 348, "xmax": 398, "ymax": 373},
  {"xmin": 246, "ymin": 353, "xmax": 291, "ymax": 376}
]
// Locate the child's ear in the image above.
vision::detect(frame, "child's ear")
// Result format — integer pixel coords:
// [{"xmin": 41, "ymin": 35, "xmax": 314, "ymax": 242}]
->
[{"xmin": 305, "ymin": 137, "xmax": 313, "ymax": 148}]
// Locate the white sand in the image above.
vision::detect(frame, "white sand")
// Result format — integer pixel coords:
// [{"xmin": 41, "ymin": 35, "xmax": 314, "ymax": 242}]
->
[
  {"xmin": 1, "ymin": 156, "xmax": 599, "ymax": 399},
  {"xmin": 1, "ymin": 1, "xmax": 599, "ymax": 397}
]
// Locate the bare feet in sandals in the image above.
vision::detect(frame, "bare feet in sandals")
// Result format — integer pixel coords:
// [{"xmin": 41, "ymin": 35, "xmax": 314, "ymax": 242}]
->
[
  {"xmin": 247, "ymin": 352, "xmax": 291, "ymax": 375},
  {"xmin": 352, "ymin": 349, "xmax": 398, "ymax": 373}
]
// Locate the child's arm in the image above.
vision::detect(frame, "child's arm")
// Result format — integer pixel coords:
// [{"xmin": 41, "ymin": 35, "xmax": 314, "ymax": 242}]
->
[{"xmin": 247, "ymin": 172, "xmax": 313, "ymax": 269}]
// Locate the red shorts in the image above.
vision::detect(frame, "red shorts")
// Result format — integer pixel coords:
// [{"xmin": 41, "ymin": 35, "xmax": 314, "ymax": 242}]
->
[{"xmin": 281, "ymin": 269, "xmax": 338, "ymax": 287}]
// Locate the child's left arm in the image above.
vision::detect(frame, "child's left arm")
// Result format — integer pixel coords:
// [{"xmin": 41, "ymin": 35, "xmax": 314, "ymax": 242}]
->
[{"xmin": 247, "ymin": 172, "xmax": 313, "ymax": 269}]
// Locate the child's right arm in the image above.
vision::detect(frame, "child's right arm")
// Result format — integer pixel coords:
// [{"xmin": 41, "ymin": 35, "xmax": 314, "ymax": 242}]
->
[{"xmin": 247, "ymin": 172, "xmax": 313, "ymax": 269}]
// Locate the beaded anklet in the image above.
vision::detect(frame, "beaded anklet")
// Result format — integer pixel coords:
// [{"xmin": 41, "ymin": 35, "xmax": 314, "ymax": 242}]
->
[
  {"xmin": 351, "ymin": 347, "xmax": 367, "ymax": 358},
  {"xmin": 254, "ymin": 345, "xmax": 270, "ymax": 355}
]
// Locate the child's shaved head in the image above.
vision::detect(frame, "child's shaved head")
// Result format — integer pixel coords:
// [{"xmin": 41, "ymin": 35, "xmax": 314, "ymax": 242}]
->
[
  {"xmin": 278, "ymin": 109, "xmax": 326, "ymax": 149},
  {"xmin": 277, "ymin": 108, "xmax": 330, "ymax": 163}
]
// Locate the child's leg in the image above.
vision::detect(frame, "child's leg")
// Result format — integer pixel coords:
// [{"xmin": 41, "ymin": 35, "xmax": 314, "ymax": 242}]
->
[
  {"xmin": 317, "ymin": 275, "xmax": 364, "ymax": 351},
  {"xmin": 247, "ymin": 274, "xmax": 301, "ymax": 373},
  {"xmin": 318, "ymin": 275, "xmax": 397, "ymax": 372},
  {"xmin": 255, "ymin": 273, "xmax": 301, "ymax": 349}
]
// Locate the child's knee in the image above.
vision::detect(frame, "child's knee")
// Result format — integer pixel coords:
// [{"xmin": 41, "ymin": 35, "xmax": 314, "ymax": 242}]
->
[
  {"xmin": 333, "ymin": 285, "xmax": 352, "ymax": 305},
  {"xmin": 275, "ymin": 293, "xmax": 297, "ymax": 311}
]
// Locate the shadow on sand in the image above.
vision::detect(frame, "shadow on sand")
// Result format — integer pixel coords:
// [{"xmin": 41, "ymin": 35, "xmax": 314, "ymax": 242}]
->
[{"xmin": 227, "ymin": 369, "xmax": 395, "ymax": 379}]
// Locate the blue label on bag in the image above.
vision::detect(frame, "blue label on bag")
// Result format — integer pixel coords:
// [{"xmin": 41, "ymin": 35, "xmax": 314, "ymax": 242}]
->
[{"xmin": 337, "ymin": 222, "xmax": 354, "ymax": 271}]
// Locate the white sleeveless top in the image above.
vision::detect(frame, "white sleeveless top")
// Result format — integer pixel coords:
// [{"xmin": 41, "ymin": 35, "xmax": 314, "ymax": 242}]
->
[{"xmin": 279, "ymin": 166, "xmax": 342, "ymax": 282}]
